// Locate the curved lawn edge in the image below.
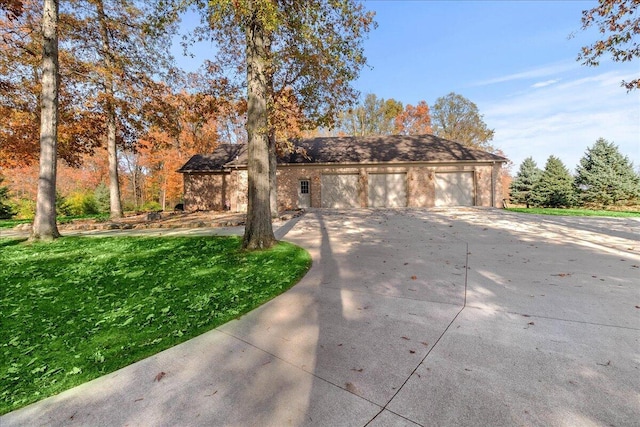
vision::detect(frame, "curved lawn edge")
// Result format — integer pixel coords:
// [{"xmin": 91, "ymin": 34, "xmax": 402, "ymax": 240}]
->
[{"xmin": 0, "ymin": 236, "xmax": 311, "ymax": 415}]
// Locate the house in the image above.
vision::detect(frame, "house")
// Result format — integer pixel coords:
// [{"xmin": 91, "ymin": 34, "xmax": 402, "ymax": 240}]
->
[{"xmin": 177, "ymin": 134, "xmax": 508, "ymax": 212}]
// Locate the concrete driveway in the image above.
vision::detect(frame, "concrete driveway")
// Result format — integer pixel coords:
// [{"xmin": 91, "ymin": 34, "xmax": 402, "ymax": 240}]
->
[{"xmin": 2, "ymin": 208, "xmax": 639, "ymax": 426}]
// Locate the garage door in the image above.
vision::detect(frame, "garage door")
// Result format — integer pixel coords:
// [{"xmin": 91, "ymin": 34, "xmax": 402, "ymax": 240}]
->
[
  {"xmin": 435, "ymin": 172, "xmax": 474, "ymax": 207},
  {"xmin": 368, "ymin": 173, "xmax": 407, "ymax": 207},
  {"xmin": 321, "ymin": 174, "xmax": 360, "ymax": 208}
]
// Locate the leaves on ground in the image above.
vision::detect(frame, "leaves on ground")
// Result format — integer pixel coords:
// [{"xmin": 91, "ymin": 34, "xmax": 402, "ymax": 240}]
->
[{"xmin": 0, "ymin": 236, "xmax": 310, "ymax": 414}]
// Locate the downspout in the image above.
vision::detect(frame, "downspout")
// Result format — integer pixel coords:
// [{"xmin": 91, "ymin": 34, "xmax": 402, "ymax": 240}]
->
[{"xmin": 491, "ymin": 161, "xmax": 496, "ymax": 208}]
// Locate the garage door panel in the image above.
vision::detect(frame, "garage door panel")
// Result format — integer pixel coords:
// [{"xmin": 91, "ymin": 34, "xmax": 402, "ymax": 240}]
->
[
  {"xmin": 321, "ymin": 174, "xmax": 359, "ymax": 208},
  {"xmin": 435, "ymin": 172, "xmax": 474, "ymax": 207},
  {"xmin": 368, "ymin": 173, "xmax": 407, "ymax": 208}
]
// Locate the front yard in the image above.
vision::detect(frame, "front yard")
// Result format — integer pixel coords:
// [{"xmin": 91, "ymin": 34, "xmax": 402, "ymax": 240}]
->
[{"xmin": 0, "ymin": 236, "xmax": 311, "ymax": 414}]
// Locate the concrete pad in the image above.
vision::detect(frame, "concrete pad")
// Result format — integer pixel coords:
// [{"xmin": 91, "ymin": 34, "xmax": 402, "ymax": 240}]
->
[
  {"xmin": 466, "ymin": 242, "xmax": 639, "ymax": 327},
  {"xmin": 367, "ymin": 409, "xmax": 422, "ymax": 426},
  {"xmin": 219, "ymin": 284, "xmax": 461, "ymax": 406},
  {"xmin": 387, "ymin": 308, "xmax": 640, "ymax": 427},
  {"xmin": 2, "ymin": 329, "xmax": 380, "ymax": 427}
]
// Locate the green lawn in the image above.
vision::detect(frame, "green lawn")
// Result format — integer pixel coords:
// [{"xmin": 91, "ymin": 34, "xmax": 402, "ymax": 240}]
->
[
  {"xmin": 0, "ymin": 236, "xmax": 311, "ymax": 415},
  {"xmin": 505, "ymin": 207, "xmax": 640, "ymax": 218},
  {"xmin": 0, "ymin": 214, "xmax": 109, "ymax": 229}
]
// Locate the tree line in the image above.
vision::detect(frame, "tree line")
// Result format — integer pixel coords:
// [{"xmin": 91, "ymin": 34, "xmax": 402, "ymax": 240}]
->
[{"xmin": 509, "ymin": 138, "xmax": 640, "ymax": 209}]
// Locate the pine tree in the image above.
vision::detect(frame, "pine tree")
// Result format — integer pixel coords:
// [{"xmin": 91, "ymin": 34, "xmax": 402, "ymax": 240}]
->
[
  {"xmin": 0, "ymin": 177, "xmax": 15, "ymax": 219},
  {"xmin": 575, "ymin": 138, "xmax": 640, "ymax": 207},
  {"xmin": 530, "ymin": 156, "xmax": 576, "ymax": 208},
  {"xmin": 509, "ymin": 157, "xmax": 541, "ymax": 208}
]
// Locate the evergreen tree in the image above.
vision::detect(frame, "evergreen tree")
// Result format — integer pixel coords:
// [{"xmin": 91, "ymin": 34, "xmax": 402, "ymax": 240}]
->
[
  {"xmin": 575, "ymin": 138, "xmax": 640, "ymax": 207},
  {"xmin": 0, "ymin": 177, "xmax": 15, "ymax": 219},
  {"xmin": 509, "ymin": 157, "xmax": 542, "ymax": 208},
  {"xmin": 530, "ymin": 156, "xmax": 576, "ymax": 208}
]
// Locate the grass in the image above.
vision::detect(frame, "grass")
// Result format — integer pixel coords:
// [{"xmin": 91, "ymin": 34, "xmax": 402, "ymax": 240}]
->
[
  {"xmin": 0, "ymin": 214, "xmax": 109, "ymax": 229},
  {"xmin": 505, "ymin": 207, "xmax": 640, "ymax": 218},
  {"xmin": 0, "ymin": 236, "xmax": 311, "ymax": 415}
]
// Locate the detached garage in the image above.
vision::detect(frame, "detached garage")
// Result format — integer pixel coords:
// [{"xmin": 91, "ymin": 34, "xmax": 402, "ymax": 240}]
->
[{"xmin": 178, "ymin": 134, "xmax": 508, "ymax": 211}]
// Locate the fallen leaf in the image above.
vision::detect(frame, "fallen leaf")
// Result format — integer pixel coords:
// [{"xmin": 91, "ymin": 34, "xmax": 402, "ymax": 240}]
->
[
  {"xmin": 411, "ymin": 275, "xmax": 417, "ymax": 280},
  {"xmin": 401, "ymin": 336, "xmax": 410, "ymax": 340},
  {"xmin": 596, "ymin": 361, "xmax": 611, "ymax": 367},
  {"xmin": 528, "ymin": 322, "xmax": 535, "ymax": 326},
  {"xmin": 154, "ymin": 372, "xmax": 166, "ymax": 382},
  {"xmin": 345, "ymin": 382, "xmax": 359, "ymax": 394},
  {"xmin": 552, "ymin": 273, "xmax": 571, "ymax": 277},
  {"xmin": 421, "ymin": 341, "xmax": 429, "ymax": 346},
  {"xmin": 351, "ymin": 368, "xmax": 363, "ymax": 372},
  {"xmin": 409, "ymin": 350, "xmax": 416, "ymax": 354},
  {"xmin": 134, "ymin": 398, "xmax": 144, "ymax": 402}
]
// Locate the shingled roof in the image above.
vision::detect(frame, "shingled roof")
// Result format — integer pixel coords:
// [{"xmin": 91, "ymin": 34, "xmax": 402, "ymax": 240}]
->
[{"xmin": 177, "ymin": 134, "xmax": 507, "ymax": 173}]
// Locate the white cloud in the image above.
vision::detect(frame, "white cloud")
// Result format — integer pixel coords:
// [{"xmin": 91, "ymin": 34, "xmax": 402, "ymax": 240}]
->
[
  {"xmin": 473, "ymin": 61, "xmax": 576, "ymax": 86},
  {"xmin": 483, "ymin": 70, "xmax": 640, "ymax": 172},
  {"xmin": 531, "ymin": 79, "xmax": 560, "ymax": 88}
]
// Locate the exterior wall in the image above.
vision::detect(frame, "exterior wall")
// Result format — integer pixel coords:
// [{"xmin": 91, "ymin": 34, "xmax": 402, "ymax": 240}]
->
[
  {"xmin": 276, "ymin": 162, "xmax": 505, "ymax": 210},
  {"xmin": 183, "ymin": 173, "xmax": 230, "ymax": 211},
  {"xmin": 184, "ymin": 162, "xmax": 505, "ymax": 212}
]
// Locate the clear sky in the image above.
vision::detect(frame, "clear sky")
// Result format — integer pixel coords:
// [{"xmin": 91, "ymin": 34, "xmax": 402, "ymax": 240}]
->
[{"xmin": 173, "ymin": 1, "xmax": 640, "ymax": 173}]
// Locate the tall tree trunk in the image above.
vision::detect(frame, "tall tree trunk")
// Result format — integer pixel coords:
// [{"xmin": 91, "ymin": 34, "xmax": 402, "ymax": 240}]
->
[
  {"xmin": 242, "ymin": 11, "xmax": 276, "ymax": 250},
  {"xmin": 96, "ymin": 0, "xmax": 123, "ymax": 218},
  {"xmin": 31, "ymin": 0, "xmax": 60, "ymax": 241}
]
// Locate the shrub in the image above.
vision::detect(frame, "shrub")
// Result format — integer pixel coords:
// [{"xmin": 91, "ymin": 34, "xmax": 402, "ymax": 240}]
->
[{"xmin": 64, "ymin": 191, "xmax": 100, "ymax": 216}]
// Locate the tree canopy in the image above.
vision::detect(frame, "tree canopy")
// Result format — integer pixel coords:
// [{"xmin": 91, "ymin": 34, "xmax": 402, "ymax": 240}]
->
[
  {"xmin": 509, "ymin": 157, "xmax": 542, "ymax": 208},
  {"xmin": 578, "ymin": 0, "xmax": 639, "ymax": 90},
  {"xmin": 575, "ymin": 138, "xmax": 640, "ymax": 206},
  {"xmin": 530, "ymin": 156, "xmax": 576, "ymax": 208},
  {"xmin": 431, "ymin": 92, "xmax": 495, "ymax": 151}
]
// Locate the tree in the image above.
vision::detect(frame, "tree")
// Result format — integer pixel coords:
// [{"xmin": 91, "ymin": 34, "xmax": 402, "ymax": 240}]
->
[
  {"xmin": 1, "ymin": 0, "xmax": 103, "ymax": 170},
  {"xmin": 31, "ymin": 0, "xmax": 60, "ymax": 240},
  {"xmin": 395, "ymin": 100, "xmax": 432, "ymax": 135},
  {"xmin": 575, "ymin": 138, "xmax": 640, "ymax": 207},
  {"xmin": 530, "ymin": 156, "xmax": 576, "ymax": 208},
  {"xmin": 197, "ymin": 0, "xmax": 375, "ymax": 249},
  {"xmin": 0, "ymin": 176, "xmax": 15, "ymax": 219},
  {"xmin": 66, "ymin": 0, "xmax": 176, "ymax": 219},
  {"xmin": 431, "ymin": 92, "xmax": 495, "ymax": 151},
  {"xmin": 578, "ymin": 0, "xmax": 639, "ymax": 90},
  {"xmin": 509, "ymin": 157, "xmax": 542, "ymax": 208},
  {"xmin": 338, "ymin": 93, "xmax": 403, "ymax": 136}
]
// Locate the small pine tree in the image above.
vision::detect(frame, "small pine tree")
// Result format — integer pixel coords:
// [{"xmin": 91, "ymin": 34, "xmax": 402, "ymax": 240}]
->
[
  {"xmin": 575, "ymin": 138, "xmax": 640, "ymax": 207},
  {"xmin": 0, "ymin": 177, "xmax": 15, "ymax": 219},
  {"xmin": 530, "ymin": 156, "xmax": 576, "ymax": 208},
  {"xmin": 509, "ymin": 157, "xmax": 542, "ymax": 208}
]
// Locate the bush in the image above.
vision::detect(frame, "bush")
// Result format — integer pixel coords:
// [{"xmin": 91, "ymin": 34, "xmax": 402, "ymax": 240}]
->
[
  {"xmin": 11, "ymin": 198, "xmax": 35, "ymax": 219},
  {"xmin": 93, "ymin": 183, "xmax": 110, "ymax": 213},
  {"xmin": 0, "ymin": 178, "xmax": 15, "ymax": 219},
  {"xmin": 64, "ymin": 191, "xmax": 100, "ymax": 216},
  {"xmin": 141, "ymin": 201, "xmax": 162, "ymax": 212}
]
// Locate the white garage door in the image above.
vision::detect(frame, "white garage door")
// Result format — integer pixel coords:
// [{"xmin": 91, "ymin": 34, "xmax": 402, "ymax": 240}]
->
[
  {"xmin": 435, "ymin": 172, "xmax": 474, "ymax": 207},
  {"xmin": 321, "ymin": 174, "xmax": 360, "ymax": 208},
  {"xmin": 368, "ymin": 173, "xmax": 407, "ymax": 207}
]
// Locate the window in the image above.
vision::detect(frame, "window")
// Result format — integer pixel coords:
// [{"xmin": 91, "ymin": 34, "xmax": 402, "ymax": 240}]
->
[{"xmin": 300, "ymin": 180, "xmax": 310, "ymax": 194}]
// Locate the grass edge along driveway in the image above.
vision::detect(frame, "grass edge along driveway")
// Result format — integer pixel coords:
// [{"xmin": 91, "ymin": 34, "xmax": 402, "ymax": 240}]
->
[{"xmin": 0, "ymin": 236, "xmax": 311, "ymax": 415}]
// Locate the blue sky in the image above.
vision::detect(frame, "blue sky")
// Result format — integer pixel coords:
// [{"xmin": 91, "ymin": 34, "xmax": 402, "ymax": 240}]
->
[{"xmin": 173, "ymin": 1, "xmax": 640, "ymax": 173}]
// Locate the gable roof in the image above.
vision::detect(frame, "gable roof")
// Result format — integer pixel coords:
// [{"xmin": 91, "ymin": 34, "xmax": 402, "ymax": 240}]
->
[
  {"xmin": 281, "ymin": 135, "xmax": 507, "ymax": 164},
  {"xmin": 177, "ymin": 134, "xmax": 507, "ymax": 173},
  {"xmin": 177, "ymin": 144, "xmax": 246, "ymax": 173}
]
